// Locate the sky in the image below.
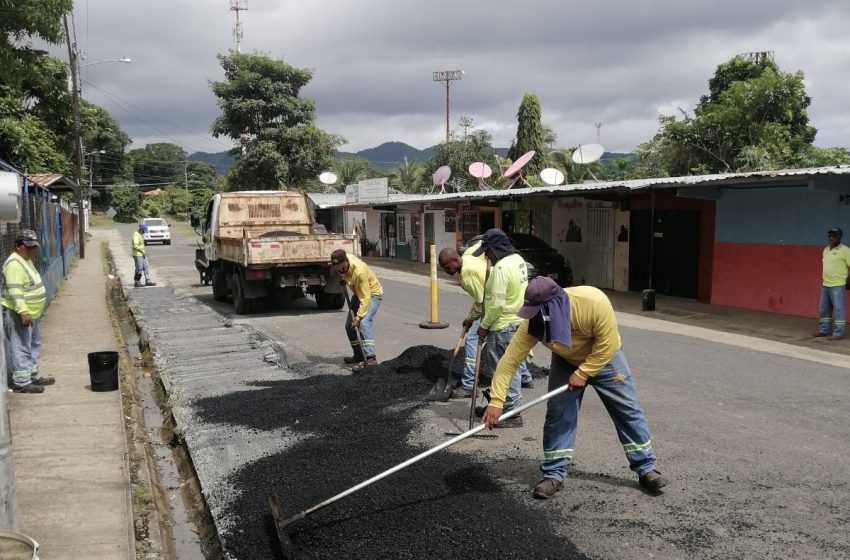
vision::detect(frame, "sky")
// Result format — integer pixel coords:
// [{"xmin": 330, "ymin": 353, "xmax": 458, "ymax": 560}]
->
[{"xmin": 54, "ymin": 0, "xmax": 850, "ymax": 157}]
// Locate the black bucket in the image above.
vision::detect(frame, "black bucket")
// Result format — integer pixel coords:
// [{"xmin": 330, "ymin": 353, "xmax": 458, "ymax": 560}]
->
[
  {"xmin": 88, "ymin": 351, "xmax": 119, "ymax": 392},
  {"xmin": 642, "ymin": 289, "xmax": 656, "ymax": 311}
]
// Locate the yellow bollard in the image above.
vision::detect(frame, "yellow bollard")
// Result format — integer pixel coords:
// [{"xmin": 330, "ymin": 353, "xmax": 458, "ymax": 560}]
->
[{"xmin": 419, "ymin": 244, "xmax": 449, "ymax": 329}]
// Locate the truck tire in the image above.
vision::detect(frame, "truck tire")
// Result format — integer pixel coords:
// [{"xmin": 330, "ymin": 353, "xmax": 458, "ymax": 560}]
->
[
  {"xmin": 212, "ymin": 265, "xmax": 228, "ymax": 302},
  {"xmin": 232, "ymin": 272, "xmax": 253, "ymax": 315},
  {"xmin": 331, "ymin": 293, "xmax": 345, "ymax": 309},
  {"xmin": 315, "ymin": 290, "xmax": 336, "ymax": 310}
]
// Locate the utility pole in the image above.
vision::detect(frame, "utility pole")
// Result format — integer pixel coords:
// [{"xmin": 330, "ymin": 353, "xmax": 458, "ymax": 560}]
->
[
  {"xmin": 231, "ymin": 0, "xmax": 248, "ymax": 53},
  {"xmin": 458, "ymin": 116, "xmax": 474, "ymax": 139},
  {"xmin": 64, "ymin": 13, "xmax": 86, "ymax": 259},
  {"xmin": 432, "ymin": 70, "xmax": 463, "ymax": 144},
  {"xmin": 595, "ymin": 122, "xmax": 602, "ymax": 143}
]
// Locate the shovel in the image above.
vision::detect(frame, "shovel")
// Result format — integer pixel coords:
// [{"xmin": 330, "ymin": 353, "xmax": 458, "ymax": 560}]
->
[
  {"xmin": 269, "ymin": 381, "xmax": 573, "ymax": 559},
  {"xmin": 443, "ymin": 338, "xmax": 497, "ymax": 439},
  {"xmin": 341, "ymin": 285, "xmax": 366, "ymax": 365},
  {"xmin": 423, "ymin": 324, "xmax": 469, "ymax": 402}
]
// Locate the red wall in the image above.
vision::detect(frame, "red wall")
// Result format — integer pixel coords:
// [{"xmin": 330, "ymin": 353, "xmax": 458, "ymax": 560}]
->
[{"xmin": 711, "ymin": 242, "xmax": 821, "ymax": 318}]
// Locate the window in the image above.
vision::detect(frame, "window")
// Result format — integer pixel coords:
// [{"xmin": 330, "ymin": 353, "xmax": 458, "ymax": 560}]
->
[{"xmin": 397, "ymin": 215, "xmax": 408, "ymax": 244}]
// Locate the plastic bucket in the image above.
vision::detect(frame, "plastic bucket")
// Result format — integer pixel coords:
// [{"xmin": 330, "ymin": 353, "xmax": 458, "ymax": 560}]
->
[
  {"xmin": 0, "ymin": 530, "xmax": 39, "ymax": 559},
  {"xmin": 87, "ymin": 351, "xmax": 119, "ymax": 392},
  {"xmin": 642, "ymin": 289, "xmax": 656, "ymax": 311}
]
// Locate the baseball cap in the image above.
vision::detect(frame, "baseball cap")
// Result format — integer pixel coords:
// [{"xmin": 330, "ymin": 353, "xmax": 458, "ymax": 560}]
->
[
  {"xmin": 517, "ymin": 276, "xmax": 565, "ymax": 319},
  {"xmin": 15, "ymin": 229, "xmax": 39, "ymax": 247},
  {"xmin": 329, "ymin": 249, "xmax": 348, "ymax": 274},
  {"xmin": 471, "ymin": 228, "xmax": 513, "ymax": 257},
  {"xmin": 827, "ymin": 227, "xmax": 843, "ymax": 238}
]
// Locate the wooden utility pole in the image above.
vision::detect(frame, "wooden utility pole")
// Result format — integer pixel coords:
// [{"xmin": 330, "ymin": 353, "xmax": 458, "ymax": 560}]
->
[{"xmin": 64, "ymin": 13, "xmax": 86, "ymax": 259}]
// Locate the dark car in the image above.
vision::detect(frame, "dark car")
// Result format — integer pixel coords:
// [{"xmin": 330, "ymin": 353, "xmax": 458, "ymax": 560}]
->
[{"xmin": 460, "ymin": 233, "xmax": 573, "ymax": 287}]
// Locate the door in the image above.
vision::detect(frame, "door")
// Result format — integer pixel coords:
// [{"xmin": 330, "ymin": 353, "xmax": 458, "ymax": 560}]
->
[
  {"xmin": 629, "ymin": 210, "xmax": 700, "ymax": 298},
  {"xmin": 586, "ymin": 208, "xmax": 613, "ymax": 288},
  {"xmin": 411, "ymin": 214, "xmax": 421, "ymax": 261},
  {"xmin": 424, "ymin": 212, "xmax": 435, "ymax": 262}
]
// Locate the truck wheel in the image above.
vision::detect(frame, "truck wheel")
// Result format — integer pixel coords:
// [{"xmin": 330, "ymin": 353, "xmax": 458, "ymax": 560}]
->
[
  {"xmin": 212, "ymin": 266, "xmax": 228, "ymax": 302},
  {"xmin": 332, "ymin": 293, "xmax": 345, "ymax": 309},
  {"xmin": 232, "ymin": 272, "xmax": 252, "ymax": 314}
]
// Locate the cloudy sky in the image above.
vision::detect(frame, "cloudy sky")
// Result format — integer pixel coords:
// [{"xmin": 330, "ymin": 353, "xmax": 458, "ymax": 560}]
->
[{"xmin": 57, "ymin": 0, "xmax": 850, "ymax": 156}]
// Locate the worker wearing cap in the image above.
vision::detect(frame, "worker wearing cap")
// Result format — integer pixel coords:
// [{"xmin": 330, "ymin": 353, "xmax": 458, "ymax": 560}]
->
[
  {"xmin": 2, "ymin": 229, "xmax": 54, "ymax": 394},
  {"xmin": 470, "ymin": 228, "xmax": 530, "ymax": 427},
  {"xmin": 330, "ymin": 249, "xmax": 383, "ymax": 371},
  {"xmin": 132, "ymin": 223, "xmax": 156, "ymax": 288},
  {"xmin": 815, "ymin": 227, "xmax": 850, "ymax": 340},
  {"xmin": 481, "ymin": 276, "xmax": 665, "ymax": 499}
]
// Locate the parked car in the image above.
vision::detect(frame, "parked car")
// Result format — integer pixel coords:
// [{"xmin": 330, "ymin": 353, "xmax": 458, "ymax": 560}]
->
[
  {"xmin": 142, "ymin": 218, "xmax": 171, "ymax": 245},
  {"xmin": 460, "ymin": 233, "xmax": 573, "ymax": 287}
]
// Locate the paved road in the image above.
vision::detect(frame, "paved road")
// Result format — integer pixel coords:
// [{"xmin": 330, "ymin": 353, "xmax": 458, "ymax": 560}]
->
[{"xmin": 127, "ymin": 223, "xmax": 850, "ymax": 560}]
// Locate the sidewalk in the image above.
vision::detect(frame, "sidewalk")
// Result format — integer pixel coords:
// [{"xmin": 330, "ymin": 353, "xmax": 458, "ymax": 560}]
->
[
  {"xmin": 364, "ymin": 255, "xmax": 850, "ymax": 357},
  {"xmin": 8, "ymin": 240, "xmax": 134, "ymax": 559}
]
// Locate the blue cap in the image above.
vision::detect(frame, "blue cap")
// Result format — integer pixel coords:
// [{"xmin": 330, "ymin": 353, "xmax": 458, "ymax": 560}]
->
[{"xmin": 828, "ymin": 227, "xmax": 842, "ymax": 238}]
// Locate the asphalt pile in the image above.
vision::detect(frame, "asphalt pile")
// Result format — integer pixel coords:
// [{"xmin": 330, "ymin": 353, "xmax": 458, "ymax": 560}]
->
[{"xmin": 196, "ymin": 345, "xmax": 582, "ymax": 560}]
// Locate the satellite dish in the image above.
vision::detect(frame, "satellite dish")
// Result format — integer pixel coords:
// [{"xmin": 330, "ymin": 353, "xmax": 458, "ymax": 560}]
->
[
  {"xmin": 319, "ymin": 171, "xmax": 338, "ymax": 185},
  {"xmin": 502, "ymin": 150, "xmax": 535, "ymax": 189},
  {"xmin": 432, "ymin": 165, "xmax": 452, "ymax": 193},
  {"xmin": 539, "ymin": 167, "xmax": 565, "ymax": 186},
  {"xmin": 572, "ymin": 143, "xmax": 605, "ymax": 165},
  {"xmin": 468, "ymin": 162, "xmax": 492, "ymax": 179}
]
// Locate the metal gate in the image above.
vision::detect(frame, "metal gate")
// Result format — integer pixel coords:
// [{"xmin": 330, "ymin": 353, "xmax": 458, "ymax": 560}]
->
[
  {"xmin": 424, "ymin": 213, "xmax": 435, "ymax": 262},
  {"xmin": 586, "ymin": 208, "xmax": 613, "ymax": 288}
]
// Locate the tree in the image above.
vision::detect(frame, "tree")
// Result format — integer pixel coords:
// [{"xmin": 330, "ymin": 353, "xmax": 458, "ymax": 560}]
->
[
  {"xmin": 546, "ymin": 149, "xmax": 603, "ymax": 184},
  {"xmin": 395, "ymin": 157, "xmax": 424, "ymax": 193},
  {"xmin": 0, "ymin": 0, "xmax": 74, "ymax": 171},
  {"xmin": 508, "ymin": 93, "xmax": 545, "ymax": 175},
  {"xmin": 81, "ymin": 101, "xmax": 131, "ymax": 189},
  {"xmin": 227, "ymin": 141, "xmax": 288, "ymax": 190},
  {"xmin": 109, "ymin": 181, "xmax": 142, "ymax": 222},
  {"xmin": 423, "ymin": 130, "xmax": 501, "ymax": 191},
  {"xmin": 210, "ymin": 52, "xmax": 341, "ymax": 188},
  {"xmin": 127, "ymin": 143, "xmax": 188, "ymax": 186},
  {"xmin": 333, "ymin": 157, "xmax": 368, "ymax": 185},
  {"xmin": 643, "ymin": 55, "xmax": 847, "ymax": 175}
]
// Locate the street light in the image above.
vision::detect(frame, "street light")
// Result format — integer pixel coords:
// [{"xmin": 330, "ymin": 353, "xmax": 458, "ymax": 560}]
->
[
  {"xmin": 433, "ymin": 70, "xmax": 464, "ymax": 144},
  {"xmin": 80, "ymin": 57, "xmax": 132, "ymax": 68}
]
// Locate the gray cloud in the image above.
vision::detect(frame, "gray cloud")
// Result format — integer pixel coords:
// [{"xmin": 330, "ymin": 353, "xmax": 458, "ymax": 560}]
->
[{"xmin": 55, "ymin": 0, "xmax": 850, "ymax": 155}]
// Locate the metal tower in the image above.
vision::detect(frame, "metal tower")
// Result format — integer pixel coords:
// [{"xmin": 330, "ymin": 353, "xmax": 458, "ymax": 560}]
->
[{"xmin": 230, "ymin": 0, "xmax": 247, "ymax": 53}]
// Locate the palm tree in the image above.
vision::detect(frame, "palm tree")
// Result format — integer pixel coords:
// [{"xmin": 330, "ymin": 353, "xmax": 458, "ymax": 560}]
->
[
  {"xmin": 333, "ymin": 157, "xmax": 368, "ymax": 186},
  {"xmin": 546, "ymin": 149, "xmax": 602, "ymax": 184},
  {"xmin": 395, "ymin": 157, "xmax": 424, "ymax": 193}
]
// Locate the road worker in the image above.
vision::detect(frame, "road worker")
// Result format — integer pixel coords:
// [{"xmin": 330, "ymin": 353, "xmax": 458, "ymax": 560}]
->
[{"xmin": 330, "ymin": 249, "xmax": 383, "ymax": 373}]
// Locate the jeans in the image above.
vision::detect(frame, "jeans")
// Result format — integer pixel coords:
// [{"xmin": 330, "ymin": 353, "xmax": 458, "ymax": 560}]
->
[
  {"xmin": 346, "ymin": 295, "xmax": 382, "ymax": 357},
  {"xmin": 133, "ymin": 255, "xmax": 152, "ymax": 283},
  {"xmin": 818, "ymin": 285, "xmax": 846, "ymax": 337},
  {"xmin": 482, "ymin": 323, "xmax": 526, "ymax": 410},
  {"xmin": 541, "ymin": 349, "xmax": 657, "ymax": 482},
  {"xmin": 460, "ymin": 319, "xmax": 480, "ymax": 389},
  {"xmin": 3, "ymin": 307, "xmax": 41, "ymax": 388}
]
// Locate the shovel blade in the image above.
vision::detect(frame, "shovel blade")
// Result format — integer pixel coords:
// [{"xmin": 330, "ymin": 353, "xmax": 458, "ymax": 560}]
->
[
  {"xmin": 269, "ymin": 495, "xmax": 296, "ymax": 560},
  {"xmin": 423, "ymin": 377, "xmax": 448, "ymax": 401}
]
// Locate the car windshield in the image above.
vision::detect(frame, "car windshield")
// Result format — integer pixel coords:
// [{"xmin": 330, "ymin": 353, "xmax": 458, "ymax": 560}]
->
[
  {"xmin": 145, "ymin": 219, "xmax": 166, "ymax": 227},
  {"xmin": 509, "ymin": 234, "xmax": 551, "ymax": 250}
]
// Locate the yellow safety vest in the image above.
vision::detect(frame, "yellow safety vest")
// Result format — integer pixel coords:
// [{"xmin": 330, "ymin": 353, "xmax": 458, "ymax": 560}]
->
[{"xmin": 1, "ymin": 253, "xmax": 47, "ymax": 319}]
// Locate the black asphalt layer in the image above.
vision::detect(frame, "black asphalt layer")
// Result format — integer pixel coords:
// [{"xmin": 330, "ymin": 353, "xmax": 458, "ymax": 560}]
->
[{"xmin": 196, "ymin": 346, "xmax": 585, "ymax": 560}]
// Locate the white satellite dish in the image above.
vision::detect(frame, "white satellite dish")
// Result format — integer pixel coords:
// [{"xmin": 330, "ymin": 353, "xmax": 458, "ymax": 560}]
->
[
  {"xmin": 319, "ymin": 171, "xmax": 338, "ymax": 185},
  {"xmin": 572, "ymin": 143, "xmax": 605, "ymax": 165},
  {"xmin": 539, "ymin": 167, "xmax": 565, "ymax": 186},
  {"xmin": 432, "ymin": 166, "xmax": 452, "ymax": 193},
  {"xmin": 468, "ymin": 162, "xmax": 493, "ymax": 191}
]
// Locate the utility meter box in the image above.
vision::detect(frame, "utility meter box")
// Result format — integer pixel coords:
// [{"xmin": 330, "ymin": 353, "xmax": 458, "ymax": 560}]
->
[{"xmin": 0, "ymin": 172, "xmax": 22, "ymax": 224}]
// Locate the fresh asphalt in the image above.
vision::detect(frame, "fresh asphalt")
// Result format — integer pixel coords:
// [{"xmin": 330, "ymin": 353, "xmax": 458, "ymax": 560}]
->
[{"xmin": 117, "ymin": 222, "xmax": 850, "ymax": 560}]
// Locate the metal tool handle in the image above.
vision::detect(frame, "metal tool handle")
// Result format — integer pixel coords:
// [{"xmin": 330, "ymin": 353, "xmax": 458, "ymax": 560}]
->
[
  {"xmin": 342, "ymin": 285, "xmax": 366, "ymax": 355},
  {"xmin": 283, "ymin": 382, "xmax": 572, "ymax": 528},
  {"xmin": 468, "ymin": 338, "xmax": 485, "ymax": 430}
]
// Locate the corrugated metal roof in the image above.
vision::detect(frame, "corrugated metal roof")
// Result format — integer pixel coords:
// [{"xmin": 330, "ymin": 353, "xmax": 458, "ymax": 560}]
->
[{"xmin": 325, "ymin": 165, "xmax": 850, "ymax": 208}]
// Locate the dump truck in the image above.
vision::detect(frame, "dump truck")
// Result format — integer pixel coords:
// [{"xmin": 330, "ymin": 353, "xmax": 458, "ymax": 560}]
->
[{"xmin": 192, "ymin": 191, "xmax": 357, "ymax": 314}]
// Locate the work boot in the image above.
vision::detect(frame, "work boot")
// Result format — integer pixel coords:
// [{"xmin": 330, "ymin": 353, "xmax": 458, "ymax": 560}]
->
[
  {"xmin": 145, "ymin": 281, "xmax": 157, "ymax": 287},
  {"xmin": 521, "ymin": 379, "xmax": 535, "ymax": 389},
  {"xmin": 451, "ymin": 386, "xmax": 473, "ymax": 399},
  {"xmin": 828, "ymin": 335, "xmax": 844, "ymax": 341},
  {"xmin": 533, "ymin": 478, "xmax": 563, "ymax": 500},
  {"xmin": 32, "ymin": 376, "xmax": 55, "ymax": 386},
  {"xmin": 638, "ymin": 470, "xmax": 667, "ymax": 493},
  {"xmin": 344, "ymin": 355, "xmax": 365, "ymax": 364},
  {"xmin": 813, "ymin": 332, "xmax": 830, "ymax": 337},
  {"xmin": 12, "ymin": 384, "xmax": 44, "ymax": 394},
  {"xmin": 495, "ymin": 415, "xmax": 523, "ymax": 428},
  {"xmin": 351, "ymin": 356, "xmax": 378, "ymax": 375},
  {"xmin": 134, "ymin": 281, "xmax": 142, "ymax": 288}
]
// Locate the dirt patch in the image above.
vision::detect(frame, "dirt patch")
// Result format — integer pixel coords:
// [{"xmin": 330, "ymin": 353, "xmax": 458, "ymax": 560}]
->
[{"xmin": 195, "ymin": 345, "xmax": 584, "ymax": 559}]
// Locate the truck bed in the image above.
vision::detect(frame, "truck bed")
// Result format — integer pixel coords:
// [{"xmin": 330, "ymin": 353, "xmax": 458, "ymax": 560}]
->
[{"xmin": 217, "ymin": 233, "xmax": 358, "ymax": 267}]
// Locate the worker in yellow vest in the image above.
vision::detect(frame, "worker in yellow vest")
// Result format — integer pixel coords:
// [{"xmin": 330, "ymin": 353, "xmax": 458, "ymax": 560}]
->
[
  {"xmin": 132, "ymin": 223, "xmax": 156, "ymax": 287},
  {"xmin": 2, "ymin": 230, "xmax": 54, "ymax": 393}
]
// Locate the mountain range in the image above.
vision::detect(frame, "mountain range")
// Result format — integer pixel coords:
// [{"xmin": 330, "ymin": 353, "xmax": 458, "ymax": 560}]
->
[{"xmin": 189, "ymin": 142, "xmax": 631, "ymax": 174}]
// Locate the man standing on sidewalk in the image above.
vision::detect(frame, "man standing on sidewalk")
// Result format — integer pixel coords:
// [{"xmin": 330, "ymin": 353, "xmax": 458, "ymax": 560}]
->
[
  {"xmin": 470, "ymin": 229, "xmax": 530, "ymax": 427},
  {"xmin": 330, "ymin": 249, "xmax": 383, "ymax": 372},
  {"xmin": 814, "ymin": 227, "xmax": 850, "ymax": 340},
  {"xmin": 2, "ymin": 230, "xmax": 54, "ymax": 394},
  {"xmin": 132, "ymin": 223, "xmax": 156, "ymax": 288},
  {"xmin": 481, "ymin": 276, "xmax": 666, "ymax": 499}
]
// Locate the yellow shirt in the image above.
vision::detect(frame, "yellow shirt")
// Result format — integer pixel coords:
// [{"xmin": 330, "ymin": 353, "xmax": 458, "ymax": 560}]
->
[
  {"xmin": 343, "ymin": 254, "xmax": 383, "ymax": 319},
  {"xmin": 822, "ymin": 244, "xmax": 850, "ymax": 287},
  {"xmin": 132, "ymin": 231, "xmax": 145, "ymax": 257},
  {"xmin": 1, "ymin": 253, "xmax": 47, "ymax": 319},
  {"xmin": 480, "ymin": 253, "xmax": 527, "ymax": 332},
  {"xmin": 488, "ymin": 286, "xmax": 621, "ymax": 409},
  {"xmin": 459, "ymin": 243, "xmax": 487, "ymax": 321}
]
